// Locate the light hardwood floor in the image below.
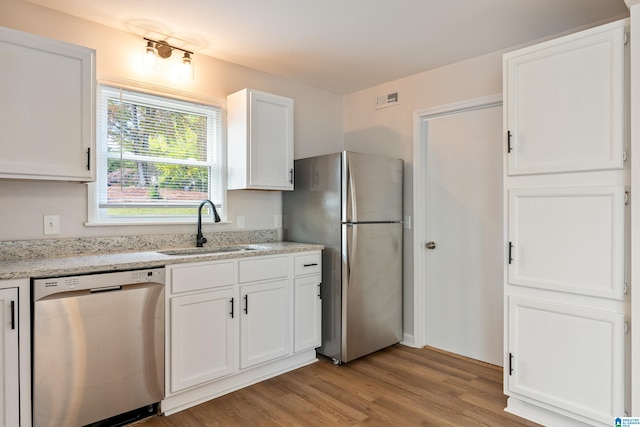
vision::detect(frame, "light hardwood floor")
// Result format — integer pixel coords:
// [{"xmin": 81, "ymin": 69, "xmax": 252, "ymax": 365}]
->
[{"xmin": 142, "ymin": 345, "xmax": 540, "ymax": 426}]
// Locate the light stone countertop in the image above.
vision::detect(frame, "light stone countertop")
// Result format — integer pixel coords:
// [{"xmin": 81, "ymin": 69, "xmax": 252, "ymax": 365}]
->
[{"xmin": 0, "ymin": 241, "xmax": 323, "ymax": 280}]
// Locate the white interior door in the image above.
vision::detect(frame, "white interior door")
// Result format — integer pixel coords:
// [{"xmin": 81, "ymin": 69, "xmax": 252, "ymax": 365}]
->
[{"xmin": 425, "ymin": 104, "xmax": 503, "ymax": 366}]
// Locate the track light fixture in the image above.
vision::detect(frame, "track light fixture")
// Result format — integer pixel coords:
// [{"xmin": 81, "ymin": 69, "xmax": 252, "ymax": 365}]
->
[{"xmin": 143, "ymin": 37, "xmax": 193, "ymax": 61}]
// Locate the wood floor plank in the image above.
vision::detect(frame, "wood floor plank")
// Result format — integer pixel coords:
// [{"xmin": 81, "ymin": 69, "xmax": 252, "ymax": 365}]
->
[{"xmin": 141, "ymin": 345, "xmax": 540, "ymax": 427}]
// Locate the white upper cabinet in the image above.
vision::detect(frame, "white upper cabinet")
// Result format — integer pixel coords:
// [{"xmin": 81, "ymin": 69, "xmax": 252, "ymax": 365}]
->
[
  {"xmin": 504, "ymin": 20, "xmax": 625, "ymax": 176},
  {"xmin": 227, "ymin": 88, "xmax": 294, "ymax": 190},
  {"xmin": 0, "ymin": 26, "xmax": 95, "ymax": 182}
]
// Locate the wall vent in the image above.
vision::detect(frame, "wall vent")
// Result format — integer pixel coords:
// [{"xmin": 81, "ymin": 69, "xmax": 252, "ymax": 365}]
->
[{"xmin": 375, "ymin": 92, "xmax": 399, "ymax": 109}]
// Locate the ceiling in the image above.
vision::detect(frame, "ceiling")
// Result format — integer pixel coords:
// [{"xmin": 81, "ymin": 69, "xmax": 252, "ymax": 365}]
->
[{"xmin": 24, "ymin": 0, "xmax": 629, "ymax": 94}]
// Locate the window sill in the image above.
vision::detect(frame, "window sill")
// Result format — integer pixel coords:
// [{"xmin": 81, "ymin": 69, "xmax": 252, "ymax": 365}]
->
[{"xmin": 84, "ymin": 220, "xmax": 232, "ymax": 227}]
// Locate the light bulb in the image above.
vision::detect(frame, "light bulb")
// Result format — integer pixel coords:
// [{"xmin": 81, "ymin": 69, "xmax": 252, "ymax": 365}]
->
[
  {"xmin": 143, "ymin": 40, "xmax": 157, "ymax": 70},
  {"xmin": 181, "ymin": 52, "xmax": 193, "ymax": 80}
]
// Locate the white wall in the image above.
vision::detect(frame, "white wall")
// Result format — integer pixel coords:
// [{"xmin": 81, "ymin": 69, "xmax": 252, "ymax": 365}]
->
[
  {"xmin": 0, "ymin": 0, "xmax": 344, "ymax": 240},
  {"xmin": 343, "ymin": 52, "xmax": 503, "ymax": 340}
]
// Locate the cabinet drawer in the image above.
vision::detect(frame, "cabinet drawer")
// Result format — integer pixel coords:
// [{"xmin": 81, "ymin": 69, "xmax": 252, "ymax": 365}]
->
[
  {"xmin": 171, "ymin": 262, "xmax": 235, "ymax": 294},
  {"xmin": 294, "ymin": 253, "xmax": 321, "ymax": 276},
  {"xmin": 238, "ymin": 256, "xmax": 288, "ymax": 283}
]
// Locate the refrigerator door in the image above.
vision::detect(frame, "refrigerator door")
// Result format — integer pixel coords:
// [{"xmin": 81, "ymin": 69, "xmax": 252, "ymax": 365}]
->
[
  {"xmin": 342, "ymin": 222, "xmax": 403, "ymax": 363},
  {"xmin": 343, "ymin": 152, "xmax": 403, "ymax": 223}
]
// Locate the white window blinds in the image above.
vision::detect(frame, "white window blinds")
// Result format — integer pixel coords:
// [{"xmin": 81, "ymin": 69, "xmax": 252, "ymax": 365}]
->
[{"xmin": 95, "ymin": 85, "xmax": 223, "ymax": 218}]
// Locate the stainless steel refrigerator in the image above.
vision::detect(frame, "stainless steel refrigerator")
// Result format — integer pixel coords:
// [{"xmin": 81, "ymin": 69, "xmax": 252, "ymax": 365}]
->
[{"xmin": 283, "ymin": 151, "xmax": 403, "ymax": 364}]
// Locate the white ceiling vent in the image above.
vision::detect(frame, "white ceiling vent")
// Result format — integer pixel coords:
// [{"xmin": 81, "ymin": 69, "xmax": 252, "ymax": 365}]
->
[{"xmin": 375, "ymin": 92, "xmax": 399, "ymax": 109}]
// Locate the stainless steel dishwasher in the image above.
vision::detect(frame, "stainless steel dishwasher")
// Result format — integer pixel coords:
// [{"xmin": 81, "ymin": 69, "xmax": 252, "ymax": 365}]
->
[{"xmin": 32, "ymin": 268, "xmax": 165, "ymax": 427}]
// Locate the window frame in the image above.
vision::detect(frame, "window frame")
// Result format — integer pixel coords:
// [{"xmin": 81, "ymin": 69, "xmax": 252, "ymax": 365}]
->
[{"xmin": 88, "ymin": 83, "xmax": 227, "ymax": 226}]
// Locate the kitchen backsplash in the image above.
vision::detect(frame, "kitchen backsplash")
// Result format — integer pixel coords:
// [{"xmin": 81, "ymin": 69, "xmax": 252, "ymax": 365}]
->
[{"xmin": 0, "ymin": 229, "xmax": 280, "ymax": 261}]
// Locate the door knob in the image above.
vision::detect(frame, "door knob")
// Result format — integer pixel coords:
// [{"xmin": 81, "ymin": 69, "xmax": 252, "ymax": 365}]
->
[{"xmin": 426, "ymin": 241, "xmax": 436, "ymax": 250}]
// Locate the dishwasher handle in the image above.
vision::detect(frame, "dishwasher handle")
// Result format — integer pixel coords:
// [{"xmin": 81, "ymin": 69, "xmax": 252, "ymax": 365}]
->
[{"xmin": 90, "ymin": 285, "xmax": 123, "ymax": 293}]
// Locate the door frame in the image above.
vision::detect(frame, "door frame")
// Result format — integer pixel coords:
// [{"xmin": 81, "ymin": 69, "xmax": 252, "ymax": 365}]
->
[{"xmin": 411, "ymin": 93, "xmax": 503, "ymax": 348}]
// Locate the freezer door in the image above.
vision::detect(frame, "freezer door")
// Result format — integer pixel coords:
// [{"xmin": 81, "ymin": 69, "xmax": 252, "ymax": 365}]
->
[
  {"xmin": 342, "ymin": 222, "xmax": 403, "ymax": 362},
  {"xmin": 283, "ymin": 153, "xmax": 342, "ymax": 245},
  {"xmin": 343, "ymin": 152, "xmax": 403, "ymax": 223}
]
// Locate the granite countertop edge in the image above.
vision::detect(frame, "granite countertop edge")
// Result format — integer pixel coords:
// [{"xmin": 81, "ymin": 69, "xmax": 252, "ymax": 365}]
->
[{"xmin": 0, "ymin": 242, "xmax": 324, "ymax": 281}]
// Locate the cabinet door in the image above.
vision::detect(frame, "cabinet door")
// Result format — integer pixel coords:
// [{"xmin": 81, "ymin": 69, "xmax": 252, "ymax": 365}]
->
[
  {"xmin": 0, "ymin": 26, "xmax": 95, "ymax": 181},
  {"xmin": 240, "ymin": 280, "xmax": 291, "ymax": 369},
  {"xmin": 294, "ymin": 275, "xmax": 321, "ymax": 353},
  {"xmin": 0, "ymin": 289, "xmax": 19, "ymax": 427},
  {"xmin": 507, "ymin": 296, "xmax": 625, "ymax": 425},
  {"xmin": 249, "ymin": 90, "xmax": 294, "ymax": 190},
  {"xmin": 508, "ymin": 186, "xmax": 625, "ymax": 300},
  {"xmin": 227, "ymin": 88, "xmax": 294, "ymax": 190},
  {"xmin": 170, "ymin": 288, "xmax": 235, "ymax": 393},
  {"xmin": 504, "ymin": 21, "xmax": 625, "ymax": 175}
]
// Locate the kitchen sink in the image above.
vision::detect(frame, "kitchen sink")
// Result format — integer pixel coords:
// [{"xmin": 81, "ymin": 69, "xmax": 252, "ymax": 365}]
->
[{"xmin": 158, "ymin": 245, "xmax": 267, "ymax": 256}]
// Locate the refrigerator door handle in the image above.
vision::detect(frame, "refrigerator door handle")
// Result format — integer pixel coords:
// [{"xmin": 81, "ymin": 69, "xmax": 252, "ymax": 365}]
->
[
  {"xmin": 347, "ymin": 156, "xmax": 358, "ymax": 222},
  {"xmin": 345, "ymin": 223, "xmax": 357, "ymax": 289}
]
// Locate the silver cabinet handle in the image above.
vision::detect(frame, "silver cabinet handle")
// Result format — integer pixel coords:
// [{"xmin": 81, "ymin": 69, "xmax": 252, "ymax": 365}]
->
[{"xmin": 426, "ymin": 241, "xmax": 436, "ymax": 250}]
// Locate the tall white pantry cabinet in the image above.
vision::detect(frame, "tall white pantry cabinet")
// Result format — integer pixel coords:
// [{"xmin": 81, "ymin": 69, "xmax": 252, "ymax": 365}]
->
[{"xmin": 503, "ymin": 19, "xmax": 629, "ymax": 426}]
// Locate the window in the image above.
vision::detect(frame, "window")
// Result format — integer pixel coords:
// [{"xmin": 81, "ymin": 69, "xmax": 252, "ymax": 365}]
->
[{"xmin": 90, "ymin": 85, "xmax": 224, "ymax": 224}]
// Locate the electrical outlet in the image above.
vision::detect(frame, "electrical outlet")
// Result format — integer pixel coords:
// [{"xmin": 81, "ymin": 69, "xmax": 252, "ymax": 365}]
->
[
  {"xmin": 237, "ymin": 216, "xmax": 245, "ymax": 229},
  {"xmin": 43, "ymin": 214, "xmax": 60, "ymax": 235},
  {"xmin": 275, "ymin": 214, "xmax": 282, "ymax": 229}
]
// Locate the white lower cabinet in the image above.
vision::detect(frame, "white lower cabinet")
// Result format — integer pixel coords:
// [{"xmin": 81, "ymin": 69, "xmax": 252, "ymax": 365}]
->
[
  {"xmin": 0, "ymin": 287, "xmax": 19, "ymax": 427},
  {"xmin": 294, "ymin": 276, "xmax": 321, "ymax": 353},
  {"xmin": 293, "ymin": 252, "xmax": 322, "ymax": 353},
  {"xmin": 240, "ymin": 279, "xmax": 290, "ymax": 369},
  {"xmin": 507, "ymin": 296, "xmax": 625, "ymax": 425},
  {"xmin": 170, "ymin": 288, "xmax": 235, "ymax": 393},
  {"xmin": 163, "ymin": 250, "xmax": 321, "ymax": 416}
]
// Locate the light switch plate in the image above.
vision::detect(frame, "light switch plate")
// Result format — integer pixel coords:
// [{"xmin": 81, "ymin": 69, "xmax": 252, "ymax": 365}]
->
[
  {"xmin": 237, "ymin": 216, "xmax": 245, "ymax": 229},
  {"xmin": 275, "ymin": 214, "xmax": 282, "ymax": 229},
  {"xmin": 44, "ymin": 214, "xmax": 60, "ymax": 235}
]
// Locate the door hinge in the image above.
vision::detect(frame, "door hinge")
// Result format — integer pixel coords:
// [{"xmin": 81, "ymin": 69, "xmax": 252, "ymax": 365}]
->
[
  {"xmin": 625, "ymin": 191, "xmax": 630, "ymax": 206},
  {"xmin": 624, "ymin": 282, "xmax": 628, "ymax": 295},
  {"xmin": 508, "ymin": 242, "xmax": 514, "ymax": 264},
  {"xmin": 509, "ymin": 353, "xmax": 514, "ymax": 375},
  {"xmin": 289, "ymin": 168, "xmax": 293, "ymax": 184},
  {"xmin": 507, "ymin": 131, "xmax": 513, "ymax": 153},
  {"xmin": 623, "ymin": 150, "xmax": 628, "ymax": 162},
  {"xmin": 625, "ymin": 32, "xmax": 629, "ymax": 45},
  {"xmin": 625, "ymin": 322, "xmax": 629, "ymax": 334}
]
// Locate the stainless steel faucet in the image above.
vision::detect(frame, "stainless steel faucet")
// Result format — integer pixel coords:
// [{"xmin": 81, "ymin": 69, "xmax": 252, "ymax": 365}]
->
[{"xmin": 197, "ymin": 199, "xmax": 221, "ymax": 247}]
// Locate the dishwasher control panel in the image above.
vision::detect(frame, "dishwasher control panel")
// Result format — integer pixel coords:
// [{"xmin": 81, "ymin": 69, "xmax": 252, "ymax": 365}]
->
[
  {"xmin": 131, "ymin": 269, "xmax": 163, "ymax": 282},
  {"xmin": 32, "ymin": 268, "xmax": 166, "ymax": 300}
]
